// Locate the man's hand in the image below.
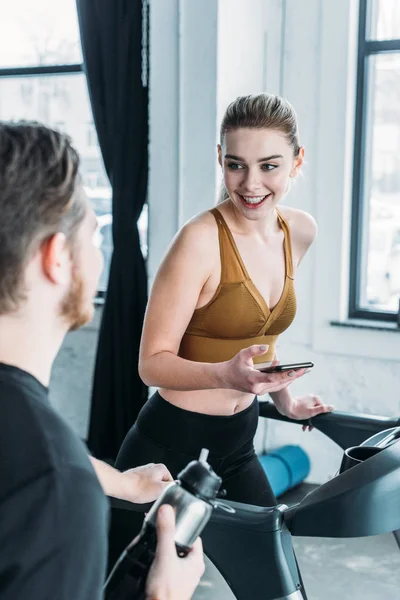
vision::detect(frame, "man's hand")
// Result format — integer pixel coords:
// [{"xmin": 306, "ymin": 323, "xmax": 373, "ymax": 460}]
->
[
  {"xmin": 89, "ymin": 457, "xmax": 173, "ymax": 503},
  {"xmin": 121, "ymin": 463, "xmax": 173, "ymax": 504},
  {"xmin": 146, "ymin": 505, "xmax": 205, "ymax": 600}
]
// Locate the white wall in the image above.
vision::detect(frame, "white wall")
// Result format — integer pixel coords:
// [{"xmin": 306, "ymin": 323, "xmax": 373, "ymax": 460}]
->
[{"xmin": 217, "ymin": 0, "xmax": 267, "ymax": 125}]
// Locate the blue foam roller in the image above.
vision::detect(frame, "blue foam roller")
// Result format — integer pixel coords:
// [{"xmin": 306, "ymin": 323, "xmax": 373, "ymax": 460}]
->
[{"xmin": 259, "ymin": 445, "xmax": 311, "ymax": 497}]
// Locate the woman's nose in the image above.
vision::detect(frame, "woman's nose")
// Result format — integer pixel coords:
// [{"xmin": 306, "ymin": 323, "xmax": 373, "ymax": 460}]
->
[{"xmin": 243, "ymin": 167, "xmax": 262, "ymax": 192}]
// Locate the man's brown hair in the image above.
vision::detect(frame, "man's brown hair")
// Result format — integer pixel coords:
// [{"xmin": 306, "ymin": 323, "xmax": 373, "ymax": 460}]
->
[{"xmin": 0, "ymin": 121, "xmax": 86, "ymax": 314}]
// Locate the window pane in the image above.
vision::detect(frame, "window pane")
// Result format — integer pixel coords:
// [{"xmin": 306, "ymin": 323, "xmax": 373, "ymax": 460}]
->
[
  {"xmin": 369, "ymin": 0, "xmax": 400, "ymax": 41},
  {"xmin": 360, "ymin": 53, "xmax": 400, "ymax": 312},
  {"xmin": 0, "ymin": 0, "xmax": 82, "ymax": 68},
  {"xmin": 0, "ymin": 73, "xmax": 112, "ymax": 291}
]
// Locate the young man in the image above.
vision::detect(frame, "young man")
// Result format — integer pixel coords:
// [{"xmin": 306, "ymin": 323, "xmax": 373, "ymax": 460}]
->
[{"xmin": 0, "ymin": 122, "xmax": 204, "ymax": 600}]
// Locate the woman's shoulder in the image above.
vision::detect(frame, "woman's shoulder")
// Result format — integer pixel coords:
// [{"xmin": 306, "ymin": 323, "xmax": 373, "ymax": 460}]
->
[
  {"xmin": 177, "ymin": 208, "xmax": 219, "ymax": 244},
  {"xmin": 278, "ymin": 205, "xmax": 318, "ymax": 248},
  {"xmin": 167, "ymin": 208, "xmax": 219, "ymax": 259},
  {"xmin": 186, "ymin": 207, "xmax": 219, "ymax": 228}
]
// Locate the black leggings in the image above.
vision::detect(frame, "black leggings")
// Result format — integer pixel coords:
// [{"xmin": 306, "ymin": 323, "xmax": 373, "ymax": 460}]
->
[{"xmin": 116, "ymin": 391, "xmax": 277, "ymax": 507}]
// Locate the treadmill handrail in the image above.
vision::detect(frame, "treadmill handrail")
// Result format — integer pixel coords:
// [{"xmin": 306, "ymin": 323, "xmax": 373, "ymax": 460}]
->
[{"xmin": 258, "ymin": 401, "xmax": 400, "ymax": 449}]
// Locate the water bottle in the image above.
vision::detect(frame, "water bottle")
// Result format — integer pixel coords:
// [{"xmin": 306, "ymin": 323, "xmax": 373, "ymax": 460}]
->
[{"xmin": 104, "ymin": 448, "xmax": 222, "ymax": 599}]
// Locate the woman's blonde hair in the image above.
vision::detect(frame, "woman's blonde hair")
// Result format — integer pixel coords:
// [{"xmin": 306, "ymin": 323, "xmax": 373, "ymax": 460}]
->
[{"xmin": 217, "ymin": 93, "xmax": 301, "ymax": 203}]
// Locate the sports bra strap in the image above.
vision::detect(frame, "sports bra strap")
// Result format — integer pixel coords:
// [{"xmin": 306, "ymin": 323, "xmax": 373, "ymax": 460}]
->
[
  {"xmin": 210, "ymin": 208, "xmax": 247, "ymax": 282},
  {"xmin": 276, "ymin": 210, "xmax": 294, "ymax": 278}
]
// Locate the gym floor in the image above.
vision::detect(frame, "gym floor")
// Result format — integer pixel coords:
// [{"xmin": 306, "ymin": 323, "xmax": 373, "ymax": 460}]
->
[{"xmin": 193, "ymin": 484, "xmax": 400, "ymax": 599}]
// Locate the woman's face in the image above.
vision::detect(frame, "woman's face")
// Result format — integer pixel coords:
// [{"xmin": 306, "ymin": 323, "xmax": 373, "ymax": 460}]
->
[{"xmin": 218, "ymin": 127, "xmax": 304, "ymax": 220}]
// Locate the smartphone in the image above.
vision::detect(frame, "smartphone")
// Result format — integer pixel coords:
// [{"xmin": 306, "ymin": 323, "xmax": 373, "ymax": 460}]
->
[{"xmin": 256, "ymin": 361, "xmax": 314, "ymax": 374}]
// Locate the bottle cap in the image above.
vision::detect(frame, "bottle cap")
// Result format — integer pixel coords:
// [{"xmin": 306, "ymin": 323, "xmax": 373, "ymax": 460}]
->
[{"xmin": 177, "ymin": 448, "xmax": 222, "ymax": 501}]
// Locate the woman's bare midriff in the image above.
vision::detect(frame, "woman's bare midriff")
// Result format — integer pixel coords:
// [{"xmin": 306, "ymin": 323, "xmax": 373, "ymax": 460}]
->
[{"xmin": 158, "ymin": 387, "xmax": 255, "ymax": 415}]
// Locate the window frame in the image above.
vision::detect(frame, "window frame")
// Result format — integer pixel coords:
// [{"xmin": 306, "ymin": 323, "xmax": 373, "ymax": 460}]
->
[{"xmin": 349, "ymin": 0, "xmax": 400, "ymax": 322}]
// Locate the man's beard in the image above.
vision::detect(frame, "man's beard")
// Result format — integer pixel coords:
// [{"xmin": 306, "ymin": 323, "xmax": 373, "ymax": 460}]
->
[{"xmin": 60, "ymin": 267, "xmax": 93, "ymax": 332}]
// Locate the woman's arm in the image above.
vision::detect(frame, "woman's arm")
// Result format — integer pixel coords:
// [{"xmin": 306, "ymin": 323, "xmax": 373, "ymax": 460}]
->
[
  {"xmin": 280, "ymin": 206, "xmax": 318, "ymax": 267},
  {"xmin": 269, "ymin": 385, "xmax": 295, "ymax": 417}
]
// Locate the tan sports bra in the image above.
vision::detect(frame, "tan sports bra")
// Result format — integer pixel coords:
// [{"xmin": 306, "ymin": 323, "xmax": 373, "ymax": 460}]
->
[{"xmin": 178, "ymin": 208, "xmax": 297, "ymax": 364}]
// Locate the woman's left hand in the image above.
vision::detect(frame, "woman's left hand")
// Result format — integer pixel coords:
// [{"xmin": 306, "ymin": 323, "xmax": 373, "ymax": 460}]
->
[{"xmin": 289, "ymin": 395, "xmax": 334, "ymax": 431}]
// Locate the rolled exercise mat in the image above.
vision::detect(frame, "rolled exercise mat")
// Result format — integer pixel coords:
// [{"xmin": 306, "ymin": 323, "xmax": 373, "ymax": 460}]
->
[{"xmin": 259, "ymin": 445, "xmax": 310, "ymax": 497}]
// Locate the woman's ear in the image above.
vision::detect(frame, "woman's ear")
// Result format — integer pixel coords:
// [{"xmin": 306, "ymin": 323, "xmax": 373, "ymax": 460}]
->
[
  {"xmin": 290, "ymin": 146, "xmax": 305, "ymax": 178},
  {"xmin": 217, "ymin": 144, "xmax": 222, "ymax": 167}
]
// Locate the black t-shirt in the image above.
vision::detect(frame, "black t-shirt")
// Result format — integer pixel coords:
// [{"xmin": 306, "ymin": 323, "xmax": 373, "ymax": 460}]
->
[{"xmin": 0, "ymin": 363, "xmax": 109, "ymax": 599}]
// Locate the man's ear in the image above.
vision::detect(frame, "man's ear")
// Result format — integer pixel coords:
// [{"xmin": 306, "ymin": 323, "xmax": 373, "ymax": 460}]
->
[{"xmin": 41, "ymin": 232, "xmax": 71, "ymax": 285}]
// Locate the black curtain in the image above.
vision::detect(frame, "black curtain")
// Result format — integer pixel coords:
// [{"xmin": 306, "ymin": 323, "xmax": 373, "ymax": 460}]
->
[{"xmin": 76, "ymin": 0, "xmax": 149, "ymax": 460}]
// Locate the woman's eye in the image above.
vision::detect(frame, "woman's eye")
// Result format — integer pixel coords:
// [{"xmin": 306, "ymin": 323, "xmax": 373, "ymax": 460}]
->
[
  {"xmin": 227, "ymin": 162, "xmax": 243, "ymax": 170},
  {"xmin": 262, "ymin": 163, "xmax": 277, "ymax": 171}
]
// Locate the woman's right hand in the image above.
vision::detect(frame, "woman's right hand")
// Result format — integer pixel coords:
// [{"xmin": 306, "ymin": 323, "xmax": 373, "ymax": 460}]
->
[{"xmin": 219, "ymin": 344, "xmax": 307, "ymax": 395}]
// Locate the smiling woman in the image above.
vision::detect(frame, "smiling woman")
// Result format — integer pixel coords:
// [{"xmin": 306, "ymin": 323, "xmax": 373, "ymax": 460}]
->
[{"xmin": 115, "ymin": 92, "xmax": 333, "ymax": 512}]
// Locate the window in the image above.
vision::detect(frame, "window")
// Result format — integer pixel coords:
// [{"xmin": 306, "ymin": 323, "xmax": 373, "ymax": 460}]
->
[
  {"xmin": 350, "ymin": 0, "xmax": 400, "ymax": 321},
  {"xmin": 0, "ymin": 1, "xmax": 149, "ymax": 294},
  {"xmin": 86, "ymin": 122, "xmax": 97, "ymax": 148}
]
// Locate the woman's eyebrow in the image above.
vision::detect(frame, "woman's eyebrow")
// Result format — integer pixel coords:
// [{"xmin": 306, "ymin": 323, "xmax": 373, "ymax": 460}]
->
[{"xmin": 224, "ymin": 154, "xmax": 283, "ymax": 162}]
